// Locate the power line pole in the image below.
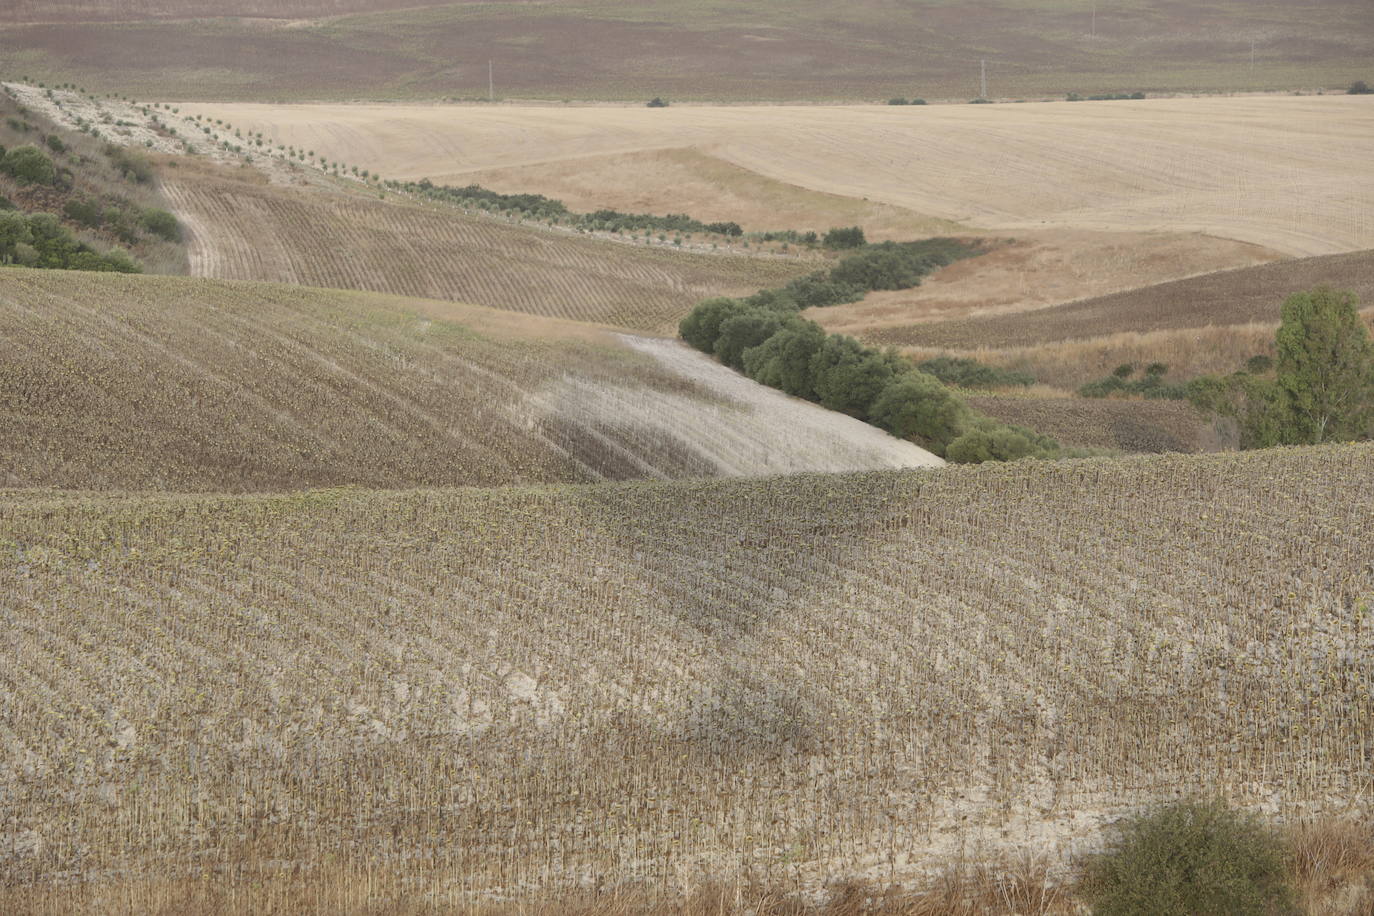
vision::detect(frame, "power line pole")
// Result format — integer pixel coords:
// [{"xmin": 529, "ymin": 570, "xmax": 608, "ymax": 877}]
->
[
  {"xmin": 489, "ymin": 60, "xmax": 494, "ymax": 101},
  {"xmin": 980, "ymin": 59, "xmax": 987, "ymax": 99}
]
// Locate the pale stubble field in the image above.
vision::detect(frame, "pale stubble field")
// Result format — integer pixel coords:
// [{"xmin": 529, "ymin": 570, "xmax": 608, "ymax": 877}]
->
[{"xmin": 183, "ymin": 95, "xmax": 1374, "ymax": 258}]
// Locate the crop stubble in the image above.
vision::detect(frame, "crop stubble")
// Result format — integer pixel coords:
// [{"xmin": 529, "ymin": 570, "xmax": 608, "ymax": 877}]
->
[{"xmin": 0, "ymin": 445, "xmax": 1369, "ymax": 897}]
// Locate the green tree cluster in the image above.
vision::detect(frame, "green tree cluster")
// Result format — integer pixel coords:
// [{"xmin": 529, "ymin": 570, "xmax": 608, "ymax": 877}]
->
[
  {"xmin": 680, "ymin": 295, "xmax": 1065, "ymax": 462},
  {"xmin": 0, "ymin": 210, "xmax": 140, "ymax": 272},
  {"xmin": 1188, "ymin": 287, "xmax": 1373, "ymax": 447}
]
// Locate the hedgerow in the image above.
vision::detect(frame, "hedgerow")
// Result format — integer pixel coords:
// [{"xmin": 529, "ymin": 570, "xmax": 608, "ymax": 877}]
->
[{"xmin": 677, "ymin": 238, "xmax": 1084, "ymax": 462}]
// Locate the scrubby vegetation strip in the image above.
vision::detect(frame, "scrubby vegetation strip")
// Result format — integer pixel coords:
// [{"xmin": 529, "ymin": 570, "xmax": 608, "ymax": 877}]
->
[
  {"xmin": 397, "ymin": 177, "xmax": 877, "ymax": 249},
  {"xmin": 679, "ymin": 238, "xmax": 1095, "ymax": 463},
  {"xmin": 0, "ymin": 84, "xmax": 186, "ymax": 273}
]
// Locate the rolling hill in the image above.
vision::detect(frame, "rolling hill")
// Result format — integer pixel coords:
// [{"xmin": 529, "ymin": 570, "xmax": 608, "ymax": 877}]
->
[
  {"xmin": 0, "ymin": 270, "xmax": 939, "ymax": 492},
  {"xmin": 1, "ymin": 444, "xmax": 1369, "ymax": 902},
  {"xmin": 2, "ymin": 0, "xmax": 1370, "ymax": 100},
  {"xmin": 160, "ymin": 166, "xmax": 807, "ymax": 333},
  {"xmin": 178, "ymin": 96, "xmax": 1374, "ymax": 258},
  {"xmin": 873, "ymin": 249, "xmax": 1374, "ymax": 351}
]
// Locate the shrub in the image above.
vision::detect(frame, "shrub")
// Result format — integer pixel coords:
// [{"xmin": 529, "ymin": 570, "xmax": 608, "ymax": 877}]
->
[
  {"xmin": 1081, "ymin": 799, "xmax": 1295, "ymax": 916},
  {"xmin": 45, "ymin": 134, "xmax": 66, "ymax": 154},
  {"xmin": 945, "ymin": 422, "xmax": 1050, "ymax": 464},
  {"xmin": 782, "ymin": 272, "xmax": 867, "ymax": 308},
  {"xmin": 1245, "ymin": 354, "xmax": 1273, "ymax": 374},
  {"xmin": 1, "ymin": 145, "xmax": 57, "ymax": 185},
  {"xmin": 741, "ymin": 319, "xmax": 827, "ymax": 399},
  {"xmin": 910, "ymin": 98, "xmax": 927, "ymax": 105},
  {"xmin": 105, "ymin": 144, "xmax": 153, "ymax": 183},
  {"xmin": 887, "ymin": 98, "xmax": 909, "ymax": 106},
  {"xmin": 870, "ymin": 372, "xmax": 971, "ymax": 454},
  {"xmin": 714, "ymin": 308, "xmax": 787, "ymax": 371},
  {"xmin": 822, "ymin": 226, "xmax": 867, "ymax": 250},
  {"xmin": 0, "ymin": 210, "xmax": 34, "ymax": 263},
  {"xmin": 646, "ymin": 97, "xmax": 669, "ymax": 108},
  {"xmin": 808, "ymin": 335, "xmax": 900, "ymax": 420},
  {"xmin": 916, "ymin": 356, "xmax": 1034, "ymax": 389},
  {"xmin": 1348, "ymin": 80, "xmax": 1371, "ymax": 95},
  {"xmin": 679, "ymin": 297, "xmax": 747, "ymax": 354},
  {"xmin": 704, "ymin": 221, "xmax": 743, "ymax": 237},
  {"xmin": 62, "ymin": 197, "xmax": 103, "ymax": 228},
  {"xmin": 139, "ymin": 207, "xmax": 181, "ymax": 241}
]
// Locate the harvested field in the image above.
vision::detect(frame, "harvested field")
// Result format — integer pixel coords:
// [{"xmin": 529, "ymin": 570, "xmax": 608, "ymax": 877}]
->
[
  {"xmin": 878, "ymin": 249, "xmax": 1374, "ymax": 350},
  {"xmin": 963, "ymin": 395, "xmax": 1227, "ymax": 453},
  {"xmin": 456, "ymin": 147, "xmax": 963, "ymax": 242},
  {"xmin": 2, "ymin": 0, "xmax": 1370, "ymax": 100},
  {"xmin": 161, "ymin": 170, "xmax": 807, "ymax": 333},
  {"xmin": 810, "ymin": 230, "xmax": 1282, "ymax": 339},
  {"xmin": 181, "ymin": 96, "xmax": 1374, "ymax": 257},
  {"xmin": 0, "ymin": 270, "xmax": 938, "ymax": 492},
  {"xmin": 1, "ymin": 445, "xmax": 1370, "ymax": 899}
]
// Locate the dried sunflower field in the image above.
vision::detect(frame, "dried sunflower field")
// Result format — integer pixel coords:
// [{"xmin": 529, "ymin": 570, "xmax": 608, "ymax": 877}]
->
[{"xmin": 2, "ymin": 445, "xmax": 1370, "ymax": 901}]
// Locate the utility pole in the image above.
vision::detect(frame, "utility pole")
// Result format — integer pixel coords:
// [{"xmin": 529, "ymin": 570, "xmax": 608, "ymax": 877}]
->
[
  {"xmin": 980, "ymin": 59, "xmax": 987, "ymax": 99},
  {"xmin": 489, "ymin": 60, "xmax": 494, "ymax": 101}
]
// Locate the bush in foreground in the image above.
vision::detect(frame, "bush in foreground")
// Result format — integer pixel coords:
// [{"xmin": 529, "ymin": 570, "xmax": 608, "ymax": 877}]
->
[{"xmin": 1082, "ymin": 799, "xmax": 1295, "ymax": 915}]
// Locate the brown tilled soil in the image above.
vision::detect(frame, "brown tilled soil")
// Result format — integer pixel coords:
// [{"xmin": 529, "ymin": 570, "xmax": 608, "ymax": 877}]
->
[
  {"xmin": 964, "ymin": 395, "xmax": 1230, "ymax": 454},
  {"xmin": 2, "ymin": 0, "xmax": 1370, "ymax": 100},
  {"xmin": 873, "ymin": 250, "xmax": 1374, "ymax": 350}
]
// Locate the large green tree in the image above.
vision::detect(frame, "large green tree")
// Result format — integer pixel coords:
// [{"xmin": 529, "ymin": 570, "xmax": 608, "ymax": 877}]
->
[{"xmin": 1275, "ymin": 286, "xmax": 1374, "ymax": 443}]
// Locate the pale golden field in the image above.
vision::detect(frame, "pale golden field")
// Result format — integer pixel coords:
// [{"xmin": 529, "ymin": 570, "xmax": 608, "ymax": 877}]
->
[
  {"xmin": 1, "ymin": 446, "xmax": 1370, "ymax": 905},
  {"xmin": 183, "ymin": 96, "xmax": 1374, "ymax": 258}
]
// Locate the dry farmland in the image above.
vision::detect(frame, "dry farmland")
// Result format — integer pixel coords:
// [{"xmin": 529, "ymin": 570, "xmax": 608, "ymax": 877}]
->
[
  {"xmin": 182, "ymin": 96, "xmax": 1374, "ymax": 258},
  {"xmin": 879, "ymin": 249, "xmax": 1374, "ymax": 351},
  {"xmin": 162, "ymin": 171, "xmax": 806, "ymax": 333},
  {"xmin": 0, "ymin": 270, "xmax": 938, "ymax": 492},
  {"xmin": 2, "ymin": 0, "xmax": 1370, "ymax": 101},
  {"xmin": 1, "ymin": 446, "xmax": 1370, "ymax": 903}
]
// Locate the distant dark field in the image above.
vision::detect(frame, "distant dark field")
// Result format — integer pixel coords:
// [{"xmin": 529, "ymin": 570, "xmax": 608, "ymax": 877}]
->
[{"xmin": 1, "ymin": 0, "xmax": 1370, "ymax": 100}]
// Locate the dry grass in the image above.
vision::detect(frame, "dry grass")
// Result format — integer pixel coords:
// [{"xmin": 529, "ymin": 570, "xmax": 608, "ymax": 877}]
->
[
  {"xmin": 913, "ymin": 322, "xmax": 1285, "ymax": 390},
  {"xmin": 180, "ymin": 96, "xmax": 1374, "ymax": 257},
  {"xmin": 877, "ymin": 249, "xmax": 1374, "ymax": 350},
  {"xmin": 1290, "ymin": 820, "xmax": 1374, "ymax": 914},
  {"xmin": 0, "ymin": 270, "xmax": 936, "ymax": 491},
  {"xmin": 6, "ymin": 827, "xmax": 1373, "ymax": 914},
  {"xmin": 1, "ymin": 446, "xmax": 1370, "ymax": 899}
]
